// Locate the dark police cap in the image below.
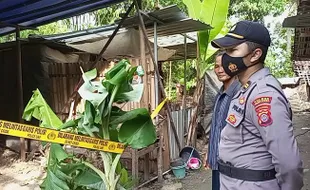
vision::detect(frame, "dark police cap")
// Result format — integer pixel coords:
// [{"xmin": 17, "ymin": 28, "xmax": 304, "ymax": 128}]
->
[{"xmin": 211, "ymin": 20, "xmax": 271, "ymax": 48}]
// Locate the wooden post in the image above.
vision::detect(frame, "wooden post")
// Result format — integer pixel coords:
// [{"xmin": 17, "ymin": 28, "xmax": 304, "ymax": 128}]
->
[
  {"xmin": 144, "ymin": 153, "xmax": 150, "ymax": 181},
  {"xmin": 140, "ymin": 26, "xmax": 148, "ymax": 109},
  {"xmin": 182, "ymin": 35, "xmax": 187, "ymax": 142},
  {"xmin": 132, "ymin": 149, "xmax": 139, "ymax": 189},
  {"xmin": 133, "ymin": 0, "xmax": 181, "ymax": 151},
  {"xmin": 16, "ymin": 26, "xmax": 26, "ymax": 161},
  {"xmin": 157, "ymin": 125, "xmax": 163, "ymax": 182}
]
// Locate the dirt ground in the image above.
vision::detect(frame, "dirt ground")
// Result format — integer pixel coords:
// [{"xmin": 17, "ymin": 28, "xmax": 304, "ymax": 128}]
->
[
  {"xmin": 0, "ymin": 113, "xmax": 309, "ymax": 190},
  {"xmin": 144, "ymin": 112, "xmax": 310, "ymax": 190}
]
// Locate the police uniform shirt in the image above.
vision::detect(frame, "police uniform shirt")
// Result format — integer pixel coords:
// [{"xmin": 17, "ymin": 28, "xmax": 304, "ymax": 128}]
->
[{"xmin": 218, "ymin": 68, "xmax": 304, "ymax": 190}]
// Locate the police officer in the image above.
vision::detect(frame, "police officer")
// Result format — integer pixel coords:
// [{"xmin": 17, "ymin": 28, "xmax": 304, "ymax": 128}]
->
[{"xmin": 211, "ymin": 20, "xmax": 304, "ymax": 190}]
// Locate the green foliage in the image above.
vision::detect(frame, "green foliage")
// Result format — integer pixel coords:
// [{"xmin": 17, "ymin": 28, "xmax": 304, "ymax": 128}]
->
[
  {"xmin": 23, "ymin": 59, "xmax": 157, "ymax": 190},
  {"xmin": 182, "ymin": 0, "xmax": 230, "ymax": 74},
  {"xmin": 229, "ymin": 0, "xmax": 289, "ymax": 21},
  {"xmin": 0, "ymin": 22, "xmax": 68, "ymax": 43},
  {"xmin": 162, "ymin": 60, "xmax": 197, "ymax": 100},
  {"xmin": 183, "ymin": 0, "xmax": 231, "ymax": 78},
  {"xmin": 23, "ymin": 89, "xmax": 63, "ymax": 129},
  {"xmin": 265, "ymin": 21, "xmax": 295, "ymax": 78}
]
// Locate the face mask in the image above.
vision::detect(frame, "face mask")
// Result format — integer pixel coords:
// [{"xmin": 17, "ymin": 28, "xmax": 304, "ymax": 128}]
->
[{"xmin": 221, "ymin": 52, "xmax": 251, "ymax": 77}]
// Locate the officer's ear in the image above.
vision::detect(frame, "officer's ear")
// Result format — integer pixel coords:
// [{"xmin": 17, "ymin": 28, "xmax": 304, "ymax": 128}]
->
[{"xmin": 250, "ymin": 48, "xmax": 263, "ymax": 63}]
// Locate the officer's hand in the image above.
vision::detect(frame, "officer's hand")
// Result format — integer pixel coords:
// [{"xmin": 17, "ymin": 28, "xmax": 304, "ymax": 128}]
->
[
  {"xmin": 203, "ymin": 154, "xmax": 210, "ymax": 169},
  {"xmin": 204, "ymin": 162, "xmax": 210, "ymax": 170}
]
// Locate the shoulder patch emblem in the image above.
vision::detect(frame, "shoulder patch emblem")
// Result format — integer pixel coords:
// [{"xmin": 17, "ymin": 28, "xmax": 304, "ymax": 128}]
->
[
  {"xmin": 255, "ymin": 105, "xmax": 273, "ymax": 127},
  {"xmin": 252, "ymin": 96, "xmax": 272, "ymax": 107},
  {"xmin": 227, "ymin": 114, "xmax": 237, "ymax": 125}
]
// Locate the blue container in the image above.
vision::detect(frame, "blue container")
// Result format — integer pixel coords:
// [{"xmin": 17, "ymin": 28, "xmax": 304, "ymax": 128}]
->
[{"xmin": 170, "ymin": 158, "xmax": 187, "ymax": 179}]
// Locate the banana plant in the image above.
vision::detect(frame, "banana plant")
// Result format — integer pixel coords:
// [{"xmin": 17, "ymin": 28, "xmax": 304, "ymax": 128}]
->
[
  {"xmin": 22, "ymin": 59, "xmax": 157, "ymax": 190},
  {"xmin": 183, "ymin": 0, "xmax": 231, "ymax": 78}
]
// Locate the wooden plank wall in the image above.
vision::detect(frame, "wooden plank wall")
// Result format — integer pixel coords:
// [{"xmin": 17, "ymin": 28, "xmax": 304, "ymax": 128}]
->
[{"xmin": 48, "ymin": 61, "xmax": 108, "ymax": 121}]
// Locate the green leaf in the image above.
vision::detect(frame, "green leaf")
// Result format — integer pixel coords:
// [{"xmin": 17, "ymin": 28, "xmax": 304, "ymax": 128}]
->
[
  {"xmin": 59, "ymin": 119, "xmax": 80, "ymax": 130},
  {"xmin": 95, "ymin": 100, "xmax": 107, "ymax": 124},
  {"xmin": 49, "ymin": 144, "xmax": 68, "ymax": 165},
  {"xmin": 102, "ymin": 80, "xmax": 114, "ymax": 93},
  {"xmin": 84, "ymin": 101, "xmax": 95, "ymax": 125},
  {"xmin": 82, "ymin": 68, "xmax": 97, "ymax": 81},
  {"xmin": 115, "ymin": 83, "xmax": 144, "ymax": 103},
  {"xmin": 109, "ymin": 128, "xmax": 119, "ymax": 142},
  {"xmin": 78, "ymin": 80, "xmax": 109, "ymax": 108},
  {"xmin": 22, "ymin": 89, "xmax": 63, "ymax": 129},
  {"xmin": 200, "ymin": 0, "xmax": 230, "ymax": 39},
  {"xmin": 199, "ymin": 0, "xmax": 230, "ymax": 61},
  {"xmin": 74, "ymin": 169, "xmax": 106, "ymax": 190},
  {"xmin": 105, "ymin": 59, "xmax": 129, "ymax": 80},
  {"xmin": 54, "ymin": 167, "xmax": 72, "ymax": 181},
  {"xmin": 182, "ymin": 0, "xmax": 202, "ymax": 20},
  {"xmin": 109, "ymin": 67, "xmax": 128, "ymax": 86},
  {"xmin": 182, "ymin": 0, "xmax": 230, "ymax": 78},
  {"xmin": 118, "ymin": 114, "xmax": 156, "ymax": 149},
  {"xmin": 60, "ymin": 163, "xmax": 85, "ymax": 175},
  {"xmin": 111, "ymin": 106, "xmax": 127, "ymax": 116},
  {"xmin": 77, "ymin": 116, "xmax": 99, "ymax": 135},
  {"xmin": 119, "ymin": 168, "xmax": 129, "ymax": 187},
  {"xmin": 109, "ymin": 106, "xmax": 127, "ymax": 124},
  {"xmin": 110, "ymin": 108, "xmax": 148, "ymax": 125},
  {"xmin": 198, "ymin": 30, "xmax": 210, "ymax": 60},
  {"xmin": 128, "ymin": 66, "xmax": 138, "ymax": 81},
  {"xmin": 41, "ymin": 169, "xmax": 70, "ymax": 190},
  {"xmin": 202, "ymin": 0, "xmax": 230, "ymax": 61},
  {"xmin": 198, "ymin": 44, "xmax": 218, "ymax": 78}
]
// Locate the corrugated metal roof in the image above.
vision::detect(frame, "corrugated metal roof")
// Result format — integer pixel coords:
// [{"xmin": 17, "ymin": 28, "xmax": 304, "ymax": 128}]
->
[
  {"xmin": 0, "ymin": 0, "xmax": 125, "ymax": 36},
  {"xmin": 43, "ymin": 28, "xmax": 198, "ymax": 61},
  {"xmin": 23, "ymin": 5, "xmax": 208, "ymax": 61},
  {"xmin": 119, "ymin": 5, "xmax": 212, "ymax": 36},
  {"xmin": 42, "ymin": 24, "xmax": 123, "ymax": 43}
]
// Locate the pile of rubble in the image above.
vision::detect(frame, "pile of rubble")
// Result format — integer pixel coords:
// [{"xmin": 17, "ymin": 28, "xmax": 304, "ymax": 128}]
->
[{"xmin": 283, "ymin": 83, "xmax": 310, "ymax": 113}]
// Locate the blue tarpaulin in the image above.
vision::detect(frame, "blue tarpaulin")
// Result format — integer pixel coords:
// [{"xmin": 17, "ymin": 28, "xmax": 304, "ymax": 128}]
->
[{"xmin": 0, "ymin": 0, "xmax": 126, "ymax": 36}]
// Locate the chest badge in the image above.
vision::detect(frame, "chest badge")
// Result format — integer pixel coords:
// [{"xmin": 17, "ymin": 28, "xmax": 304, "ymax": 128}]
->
[
  {"xmin": 227, "ymin": 114, "xmax": 237, "ymax": 125},
  {"xmin": 239, "ymin": 97, "xmax": 245, "ymax": 105}
]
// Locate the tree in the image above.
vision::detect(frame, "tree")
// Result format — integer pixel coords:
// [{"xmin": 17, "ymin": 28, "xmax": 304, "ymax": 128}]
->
[
  {"xmin": 0, "ymin": 22, "xmax": 69, "ymax": 43},
  {"xmin": 229, "ymin": 0, "xmax": 289, "ymax": 21}
]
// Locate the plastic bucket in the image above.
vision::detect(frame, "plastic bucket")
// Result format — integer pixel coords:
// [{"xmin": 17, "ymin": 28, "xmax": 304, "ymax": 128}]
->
[
  {"xmin": 187, "ymin": 157, "xmax": 202, "ymax": 170},
  {"xmin": 179, "ymin": 146, "xmax": 201, "ymax": 163},
  {"xmin": 170, "ymin": 158, "xmax": 186, "ymax": 179}
]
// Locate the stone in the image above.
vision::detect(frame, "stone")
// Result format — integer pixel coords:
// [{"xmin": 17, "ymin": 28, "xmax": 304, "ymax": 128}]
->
[{"xmin": 161, "ymin": 183, "xmax": 183, "ymax": 190}]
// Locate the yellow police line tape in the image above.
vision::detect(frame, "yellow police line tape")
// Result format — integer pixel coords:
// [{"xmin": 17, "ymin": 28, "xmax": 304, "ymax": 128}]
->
[
  {"xmin": 151, "ymin": 97, "xmax": 168, "ymax": 119},
  {"xmin": 0, "ymin": 99, "xmax": 168, "ymax": 154},
  {"xmin": 0, "ymin": 120, "xmax": 125, "ymax": 154}
]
